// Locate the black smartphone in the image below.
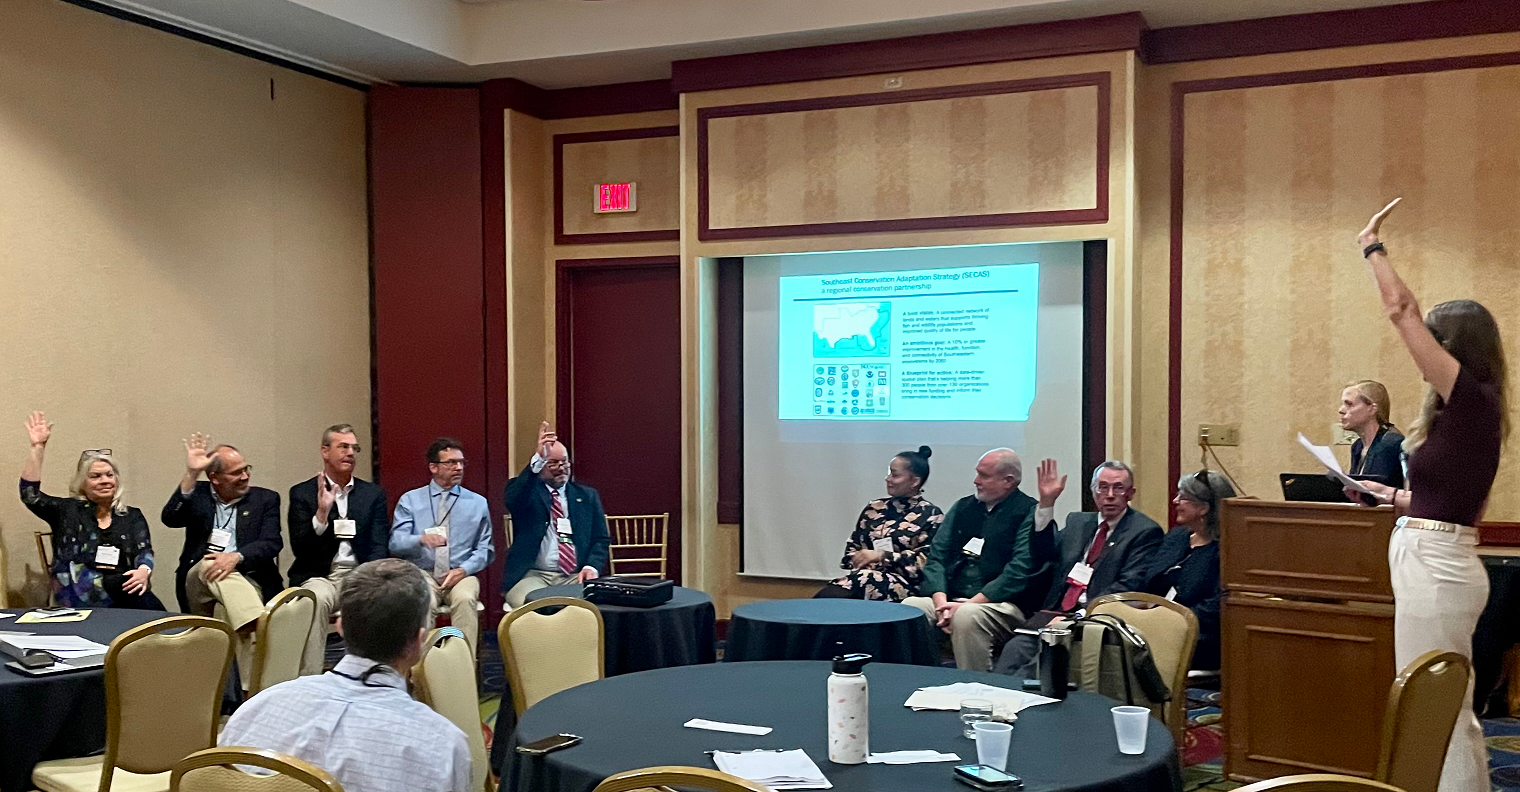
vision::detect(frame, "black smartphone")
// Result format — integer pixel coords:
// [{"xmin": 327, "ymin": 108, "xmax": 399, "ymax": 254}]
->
[
  {"xmin": 515, "ymin": 734, "xmax": 582, "ymax": 756},
  {"xmin": 953, "ymin": 764, "xmax": 1024, "ymax": 791},
  {"xmin": 19, "ymin": 651, "xmax": 56, "ymax": 669}
]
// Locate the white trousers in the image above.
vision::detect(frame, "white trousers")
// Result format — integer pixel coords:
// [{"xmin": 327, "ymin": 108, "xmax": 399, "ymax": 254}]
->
[{"xmin": 1389, "ymin": 520, "xmax": 1490, "ymax": 792}]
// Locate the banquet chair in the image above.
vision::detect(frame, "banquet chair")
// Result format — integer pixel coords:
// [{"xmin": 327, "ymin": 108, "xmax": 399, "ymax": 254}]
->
[
  {"xmin": 606, "ymin": 514, "xmax": 669, "ymax": 579},
  {"xmin": 248, "ymin": 588, "xmax": 317, "ymax": 695},
  {"xmin": 591, "ymin": 766, "xmax": 770, "ymax": 792},
  {"xmin": 1086, "ymin": 592, "xmax": 1198, "ymax": 748},
  {"xmin": 412, "ymin": 628, "xmax": 494, "ymax": 792},
  {"xmin": 503, "ymin": 514, "xmax": 514, "ymax": 552},
  {"xmin": 32, "ymin": 616, "xmax": 235, "ymax": 792},
  {"xmin": 170, "ymin": 748, "xmax": 342, "ymax": 792},
  {"xmin": 498, "ymin": 596, "xmax": 604, "ymax": 716},
  {"xmin": 1233, "ymin": 774, "xmax": 1404, "ymax": 791},
  {"xmin": 1375, "ymin": 650, "xmax": 1470, "ymax": 792}
]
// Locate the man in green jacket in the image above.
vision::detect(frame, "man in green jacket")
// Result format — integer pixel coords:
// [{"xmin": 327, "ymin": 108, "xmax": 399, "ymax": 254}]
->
[{"xmin": 904, "ymin": 448, "xmax": 1051, "ymax": 671}]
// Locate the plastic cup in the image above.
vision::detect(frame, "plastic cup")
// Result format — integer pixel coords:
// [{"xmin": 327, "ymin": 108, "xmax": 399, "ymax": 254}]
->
[
  {"xmin": 973, "ymin": 721, "xmax": 1013, "ymax": 770},
  {"xmin": 1111, "ymin": 705, "xmax": 1150, "ymax": 755}
]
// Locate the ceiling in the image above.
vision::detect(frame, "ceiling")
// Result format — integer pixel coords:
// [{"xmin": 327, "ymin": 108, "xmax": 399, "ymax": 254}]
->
[{"xmin": 86, "ymin": 0, "xmax": 1432, "ymax": 87}]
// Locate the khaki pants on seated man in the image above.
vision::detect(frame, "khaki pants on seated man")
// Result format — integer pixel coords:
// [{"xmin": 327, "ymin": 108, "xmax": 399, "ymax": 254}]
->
[
  {"xmin": 505, "ymin": 568, "xmax": 575, "ymax": 609},
  {"xmin": 433, "ymin": 575, "xmax": 481, "ymax": 655},
  {"xmin": 185, "ymin": 560, "xmax": 266, "ymax": 685},
  {"xmin": 902, "ymin": 596, "xmax": 1026, "ymax": 673},
  {"xmin": 299, "ymin": 574, "xmax": 347, "ymax": 676}
]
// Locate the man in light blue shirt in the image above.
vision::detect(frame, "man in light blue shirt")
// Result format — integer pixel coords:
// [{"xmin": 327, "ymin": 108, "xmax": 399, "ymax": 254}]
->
[
  {"xmin": 391, "ymin": 437, "xmax": 494, "ymax": 654},
  {"xmin": 221, "ymin": 559, "xmax": 471, "ymax": 792}
]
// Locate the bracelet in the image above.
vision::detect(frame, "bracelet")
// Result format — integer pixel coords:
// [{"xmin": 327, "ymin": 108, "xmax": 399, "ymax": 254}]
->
[{"xmin": 1363, "ymin": 242, "xmax": 1386, "ymax": 258}]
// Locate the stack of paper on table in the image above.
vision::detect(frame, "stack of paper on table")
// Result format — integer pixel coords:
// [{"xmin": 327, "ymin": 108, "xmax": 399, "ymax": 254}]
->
[
  {"xmin": 0, "ymin": 634, "xmax": 110, "ymax": 662},
  {"xmin": 904, "ymin": 681, "xmax": 1058, "ymax": 719},
  {"xmin": 712, "ymin": 750, "xmax": 831, "ymax": 790}
]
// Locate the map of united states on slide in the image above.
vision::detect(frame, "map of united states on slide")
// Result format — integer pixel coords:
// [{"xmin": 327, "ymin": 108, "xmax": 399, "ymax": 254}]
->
[{"xmin": 813, "ymin": 302, "xmax": 890, "ymax": 357}]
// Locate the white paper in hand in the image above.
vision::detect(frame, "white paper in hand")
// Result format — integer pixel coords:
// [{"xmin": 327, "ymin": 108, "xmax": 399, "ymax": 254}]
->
[
  {"xmin": 683, "ymin": 718, "xmax": 773, "ymax": 735},
  {"xmin": 1296, "ymin": 433, "xmax": 1373, "ymax": 494}
]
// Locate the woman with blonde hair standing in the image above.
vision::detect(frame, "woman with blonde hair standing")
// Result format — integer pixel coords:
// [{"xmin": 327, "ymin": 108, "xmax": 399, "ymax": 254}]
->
[{"xmin": 1352, "ymin": 200, "xmax": 1508, "ymax": 791}]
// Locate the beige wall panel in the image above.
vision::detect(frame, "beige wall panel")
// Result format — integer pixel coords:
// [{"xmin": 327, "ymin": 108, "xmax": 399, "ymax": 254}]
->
[
  {"xmin": 507, "ymin": 110, "xmax": 551, "ymax": 469},
  {"xmin": 0, "ymin": 0, "xmax": 369, "ymax": 605},
  {"xmin": 560, "ymin": 134, "xmax": 680, "ymax": 236},
  {"xmin": 704, "ymin": 86, "xmax": 1100, "ymax": 230}
]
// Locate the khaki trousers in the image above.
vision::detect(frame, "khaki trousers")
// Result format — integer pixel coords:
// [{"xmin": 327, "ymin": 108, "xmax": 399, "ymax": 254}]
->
[
  {"xmin": 299, "ymin": 575, "xmax": 344, "ymax": 676},
  {"xmin": 433, "ymin": 575, "xmax": 481, "ymax": 656},
  {"xmin": 185, "ymin": 561, "xmax": 265, "ymax": 687},
  {"xmin": 903, "ymin": 596, "xmax": 1026, "ymax": 672},
  {"xmin": 505, "ymin": 568, "xmax": 575, "ymax": 609}
]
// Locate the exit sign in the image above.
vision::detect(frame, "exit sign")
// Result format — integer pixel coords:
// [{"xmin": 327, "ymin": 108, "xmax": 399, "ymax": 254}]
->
[{"xmin": 594, "ymin": 182, "xmax": 637, "ymax": 213}]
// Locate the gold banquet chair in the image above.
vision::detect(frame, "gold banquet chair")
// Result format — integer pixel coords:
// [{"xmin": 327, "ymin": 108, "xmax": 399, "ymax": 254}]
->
[
  {"xmin": 32, "ymin": 616, "xmax": 235, "ymax": 792},
  {"xmin": 248, "ymin": 589, "xmax": 317, "ymax": 695},
  {"xmin": 1376, "ymin": 650, "xmax": 1471, "ymax": 792},
  {"xmin": 1234, "ymin": 774, "xmax": 1404, "ymax": 792},
  {"xmin": 170, "ymin": 748, "xmax": 342, "ymax": 792},
  {"xmin": 497, "ymin": 596, "xmax": 604, "ymax": 716},
  {"xmin": 606, "ymin": 514, "xmax": 669, "ymax": 579},
  {"xmin": 592, "ymin": 766, "xmax": 770, "ymax": 792},
  {"xmin": 412, "ymin": 629, "xmax": 494, "ymax": 792},
  {"xmin": 1086, "ymin": 592, "xmax": 1199, "ymax": 748}
]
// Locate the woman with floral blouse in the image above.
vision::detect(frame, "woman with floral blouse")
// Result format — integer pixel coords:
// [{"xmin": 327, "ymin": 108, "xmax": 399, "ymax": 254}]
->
[{"xmin": 815, "ymin": 446, "xmax": 944, "ymax": 601}]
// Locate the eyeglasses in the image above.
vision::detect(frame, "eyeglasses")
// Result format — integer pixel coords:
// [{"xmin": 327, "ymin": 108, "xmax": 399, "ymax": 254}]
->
[
  {"xmin": 80, "ymin": 449, "xmax": 112, "ymax": 459},
  {"xmin": 326, "ymin": 443, "xmax": 362, "ymax": 453},
  {"xmin": 218, "ymin": 465, "xmax": 252, "ymax": 478},
  {"xmin": 543, "ymin": 459, "xmax": 571, "ymax": 470},
  {"xmin": 433, "ymin": 459, "xmax": 466, "ymax": 468},
  {"xmin": 1094, "ymin": 483, "xmax": 1130, "ymax": 495}
]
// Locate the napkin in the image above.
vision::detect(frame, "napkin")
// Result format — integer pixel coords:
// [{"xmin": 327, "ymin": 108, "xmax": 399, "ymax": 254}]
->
[
  {"xmin": 904, "ymin": 681, "xmax": 1057, "ymax": 719},
  {"xmin": 684, "ymin": 718, "xmax": 773, "ymax": 735},
  {"xmin": 17, "ymin": 609, "xmax": 92, "ymax": 624},
  {"xmin": 712, "ymin": 750, "xmax": 831, "ymax": 790},
  {"xmin": 867, "ymin": 751, "xmax": 961, "ymax": 764}
]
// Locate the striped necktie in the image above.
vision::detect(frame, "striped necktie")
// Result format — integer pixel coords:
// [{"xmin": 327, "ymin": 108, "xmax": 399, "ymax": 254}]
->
[{"xmin": 551, "ymin": 489, "xmax": 577, "ymax": 575}]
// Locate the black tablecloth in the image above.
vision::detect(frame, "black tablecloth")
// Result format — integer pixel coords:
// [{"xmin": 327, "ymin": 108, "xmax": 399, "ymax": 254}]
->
[
  {"xmin": 524, "ymin": 584, "xmax": 717, "ymax": 676},
  {"xmin": 503, "ymin": 661, "xmax": 1181, "ymax": 792},
  {"xmin": 0, "ymin": 607, "xmax": 169, "ymax": 792},
  {"xmin": 1475, "ymin": 554, "xmax": 1520, "ymax": 715},
  {"xmin": 725, "ymin": 599, "xmax": 938, "ymax": 666}
]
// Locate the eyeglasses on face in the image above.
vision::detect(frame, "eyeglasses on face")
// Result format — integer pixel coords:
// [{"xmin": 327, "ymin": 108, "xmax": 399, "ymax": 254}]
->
[
  {"xmin": 327, "ymin": 442, "xmax": 362, "ymax": 453},
  {"xmin": 433, "ymin": 459, "xmax": 467, "ymax": 468},
  {"xmin": 218, "ymin": 465, "xmax": 252, "ymax": 478}
]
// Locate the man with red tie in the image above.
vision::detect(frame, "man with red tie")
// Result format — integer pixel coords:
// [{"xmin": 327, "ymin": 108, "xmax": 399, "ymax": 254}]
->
[
  {"xmin": 503, "ymin": 422, "xmax": 611, "ymax": 608},
  {"xmin": 992, "ymin": 458, "xmax": 1163, "ymax": 677}
]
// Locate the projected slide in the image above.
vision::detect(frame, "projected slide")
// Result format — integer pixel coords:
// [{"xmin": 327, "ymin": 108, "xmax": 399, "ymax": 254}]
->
[{"xmin": 778, "ymin": 263, "xmax": 1038, "ymax": 421}]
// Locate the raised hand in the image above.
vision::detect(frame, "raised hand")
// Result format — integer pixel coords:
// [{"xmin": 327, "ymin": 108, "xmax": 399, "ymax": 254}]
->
[
  {"xmin": 1358, "ymin": 198, "xmax": 1401, "ymax": 248},
  {"xmin": 537, "ymin": 421, "xmax": 557, "ymax": 457},
  {"xmin": 25, "ymin": 412, "xmax": 51, "ymax": 447},
  {"xmin": 184, "ymin": 432, "xmax": 215, "ymax": 474},
  {"xmin": 1036, "ymin": 458, "xmax": 1067, "ymax": 508},
  {"xmin": 315, "ymin": 471, "xmax": 337, "ymax": 521}
]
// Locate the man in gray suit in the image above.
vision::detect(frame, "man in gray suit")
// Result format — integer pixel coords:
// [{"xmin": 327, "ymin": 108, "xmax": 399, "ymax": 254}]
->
[{"xmin": 992, "ymin": 459, "xmax": 1163, "ymax": 677}]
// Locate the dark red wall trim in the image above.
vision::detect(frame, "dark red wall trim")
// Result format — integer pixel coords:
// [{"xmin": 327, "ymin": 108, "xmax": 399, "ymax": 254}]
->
[
  {"xmin": 672, "ymin": 13, "xmax": 1144, "ymax": 94},
  {"xmin": 1143, "ymin": 0, "xmax": 1520, "ymax": 65},
  {"xmin": 553, "ymin": 126, "xmax": 681, "ymax": 246},
  {"xmin": 1166, "ymin": 51, "xmax": 1520, "ymax": 506},
  {"xmin": 716, "ymin": 258, "xmax": 743, "ymax": 525},
  {"xmin": 1081, "ymin": 240, "xmax": 1108, "ymax": 514},
  {"xmin": 697, "ymin": 73, "xmax": 1111, "ymax": 241},
  {"xmin": 479, "ymin": 87, "xmax": 511, "ymax": 629},
  {"xmin": 1480, "ymin": 522, "xmax": 1520, "ymax": 547},
  {"xmin": 482, "ymin": 78, "xmax": 677, "ymax": 120}
]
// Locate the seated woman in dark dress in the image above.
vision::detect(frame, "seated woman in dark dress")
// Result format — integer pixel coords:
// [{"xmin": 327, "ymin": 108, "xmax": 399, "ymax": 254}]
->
[
  {"xmin": 815, "ymin": 446, "xmax": 943, "ymax": 602},
  {"xmin": 1339, "ymin": 379, "xmax": 1405, "ymax": 488},
  {"xmin": 1141, "ymin": 470, "xmax": 1236, "ymax": 670},
  {"xmin": 17, "ymin": 411, "xmax": 163, "ymax": 610}
]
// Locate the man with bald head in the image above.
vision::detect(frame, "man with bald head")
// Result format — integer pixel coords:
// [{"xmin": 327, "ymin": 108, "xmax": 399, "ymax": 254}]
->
[
  {"xmin": 502, "ymin": 422, "xmax": 610, "ymax": 608},
  {"xmin": 904, "ymin": 448, "xmax": 1049, "ymax": 671}
]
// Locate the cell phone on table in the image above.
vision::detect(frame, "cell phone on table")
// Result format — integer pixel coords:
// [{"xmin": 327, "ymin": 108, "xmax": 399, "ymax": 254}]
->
[
  {"xmin": 516, "ymin": 734, "xmax": 581, "ymax": 756},
  {"xmin": 954, "ymin": 764, "xmax": 1023, "ymax": 790}
]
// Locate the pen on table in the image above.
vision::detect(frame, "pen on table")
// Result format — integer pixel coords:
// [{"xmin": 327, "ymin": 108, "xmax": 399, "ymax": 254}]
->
[{"xmin": 704, "ymin": 749, "xmax": 786, "ymax": 755}]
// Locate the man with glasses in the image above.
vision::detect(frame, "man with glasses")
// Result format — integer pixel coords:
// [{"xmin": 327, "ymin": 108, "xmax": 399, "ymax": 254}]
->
[
  {"xmin": 502, "ymin": 421, "xmax": 610, "ymax": 608},
  {"xmin": 390, "ymin": 437, "xmax": 493, "ymax": 654},
  {"xmin": 163, "ymin": 434, "xmax": 284, "ymax": 687},
  {"xmin": 288, "ymin": 424, "xmax": 391, "ymax": 674}
]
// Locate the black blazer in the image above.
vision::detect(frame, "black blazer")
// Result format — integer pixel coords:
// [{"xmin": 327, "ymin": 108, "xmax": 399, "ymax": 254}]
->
[
  {"xmin": 287, "ymin": 476, "xmax": 390, "ymax": 587},
  {"xmin": 1350, "ymin": 424, "xmax": 1406, "ymax": 489},
  {"xmin": 1141, "ymin": 528, "xmax": 1221, "ymax": 670},
  {"xmin": 1033, "ymin": 508, "xmax": 1163, "ymax": 612},
  {"xmin": 162, "ymin": 482, "xmax": 284, "ymax": 610},
  {"xmin": 502, "ymin": 464, "xmax": 610, "ymax": 592}
]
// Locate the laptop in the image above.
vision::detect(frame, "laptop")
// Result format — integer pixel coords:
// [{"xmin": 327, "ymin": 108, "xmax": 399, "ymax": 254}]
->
[{"xmin": 1279, "ymin": 472, "xmax": 1389, "ymax": 503}]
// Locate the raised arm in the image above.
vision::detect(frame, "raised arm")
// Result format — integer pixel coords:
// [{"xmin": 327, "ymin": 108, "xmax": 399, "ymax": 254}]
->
[
  {"xmin": 21, "ymin": 411, "xmax": 50, "ymax": 483},
  {"xmin": 1358, "ymin": 199, "xmax": 1460, "ymax": 401}
]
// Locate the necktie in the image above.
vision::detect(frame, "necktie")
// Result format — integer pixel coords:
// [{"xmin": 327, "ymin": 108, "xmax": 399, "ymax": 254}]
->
[
  {"xmin": 1060, "ymin": 520, "xmax": 1110, "ymax": 611},
  {"xmin": 552, "ymin": 489, "xmax": 577, "ymax": 575}
]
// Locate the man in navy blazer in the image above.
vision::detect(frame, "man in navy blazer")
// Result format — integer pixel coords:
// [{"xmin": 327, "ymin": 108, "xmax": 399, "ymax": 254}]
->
[{"xmin": 502, "ymin": 422, "xmax": 610, "ymax": 608}]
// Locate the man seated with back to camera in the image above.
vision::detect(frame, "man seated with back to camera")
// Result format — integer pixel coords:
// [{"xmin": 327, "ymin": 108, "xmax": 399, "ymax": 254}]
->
[
  {"xmin": 220, "ymin": 558, "xmax": 471, "ymax": 792},
  {"xmin": 992, "ymin": 459, "xmax": 1162, "ymax": 678},
  {"xmin": 903, "ymin": 448, "xmax": 1050, "ymax": 672}
]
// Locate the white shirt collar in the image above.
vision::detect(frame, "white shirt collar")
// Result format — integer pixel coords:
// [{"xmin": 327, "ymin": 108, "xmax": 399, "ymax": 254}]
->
[{"xmin": 325, "ymin": 474, "xmax": 356, "ymax": 496}]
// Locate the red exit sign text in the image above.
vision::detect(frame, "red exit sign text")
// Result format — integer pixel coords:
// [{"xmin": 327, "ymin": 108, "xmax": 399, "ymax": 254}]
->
[{"xmin": 593, "ymin": 182, "xmax": 638, "ymax": 213}]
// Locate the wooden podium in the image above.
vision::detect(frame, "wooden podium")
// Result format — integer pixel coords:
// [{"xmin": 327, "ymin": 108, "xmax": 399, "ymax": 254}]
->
[{"xmin": 1219, "ymin": 498, "xmax": 1397, "ymax": 783}]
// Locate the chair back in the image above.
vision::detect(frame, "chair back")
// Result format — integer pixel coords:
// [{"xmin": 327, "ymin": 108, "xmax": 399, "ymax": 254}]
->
[
  {"xmin": 108, "ymin": 616, "xmax": 235, "ymax": 776},
  {"xmin": 35, "ymin": 530, "xmax": 53, "ymax": 570},
  {"xmin": 1087, "ymin": 591, "xmax": 1198, "ymax": 746},
  {"xmin": 413, "ymin": 629, "xmax": 493, "ymax": 792},
  {"xmin": 606, "ymin": 514, "xmax": 669, "ymax": 578},
  {"xmin": 502, "ymin": 514, "xmax": 514, "ymax": 552},
  {"xmin": 498, "ymin": 596, "xmax": 604, "ymax": 715},
  {"xmin": 171, "ymin": 747, "xmax": 343, "ymax": 792},
  {"xmin": 1376, "ymin": 649, "xmax": 1471, "ymax": 792},
  {"xmin": 249, "ymin": 588, "xmax": 317, "ymax": 694},
  {"xmin": 1234, "ymin": 773, "xmax": 1404, "ymax": 791},
  {"xmin": 592, "ymin": 766, "xmax": 771, "ymax": 792}
]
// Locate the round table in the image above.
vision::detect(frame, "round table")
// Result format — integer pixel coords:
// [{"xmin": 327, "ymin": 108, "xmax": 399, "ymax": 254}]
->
[
  {"xmin": 0, "ymin": 607, "xmax": 169, "ymax": 792},
  {"xmin": 524, "ymin": 584, "xmax": 716, "ymax": 676},
  {"xmin": 724, "ymin": 599, "xmax": 938, "ymax": 666},
  {"xmin": 504, "ymin": 661, "xmax": 1181, "ymax": 792}
]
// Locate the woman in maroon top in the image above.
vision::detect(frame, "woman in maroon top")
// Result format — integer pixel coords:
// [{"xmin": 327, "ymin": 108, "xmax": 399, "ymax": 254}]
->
[{"xmin": 1353, "ymin": 199, "xmax": 1510, "ymax": 792}]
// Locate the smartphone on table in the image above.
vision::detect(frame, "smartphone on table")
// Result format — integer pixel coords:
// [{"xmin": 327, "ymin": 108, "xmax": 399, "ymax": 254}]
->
[
  {"xmin": 516, "ymin": 734, "xmax": 581, "ymax": 756},
  {"xmin": 953, "ymin": 764, "xmax": 1024, "ymax": 790}
]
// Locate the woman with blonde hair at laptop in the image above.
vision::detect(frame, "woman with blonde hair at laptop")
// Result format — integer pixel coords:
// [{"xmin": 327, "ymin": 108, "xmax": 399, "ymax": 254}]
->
[{"xmin": 1338, "ymin": 379, "xmax": 1405, "ymax": 488}]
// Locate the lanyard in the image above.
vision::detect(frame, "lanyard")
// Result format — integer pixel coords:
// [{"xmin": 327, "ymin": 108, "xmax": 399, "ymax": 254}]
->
[
  {"xmin": 430, "ymin": 489, "xmax": 458, "ymax": 526},
  {"xmin": 215, "ymin": 502, "xmax": 236, "ymax": 534},
  {"xmin": 329, "ymin": 663, "xmax": 396, "ymax": 688}
]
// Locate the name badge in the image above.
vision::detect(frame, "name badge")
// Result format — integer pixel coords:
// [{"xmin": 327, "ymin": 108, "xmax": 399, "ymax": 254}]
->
[
  {"xmin": 962, "ymin": 537, "xmax": 985, "ymax": 556},
  {"xmin": 334, "ymin": 519, "xmax": 357, "ymax": 539},
  {"xmin": 556, "ymin": 517, "xmax": 573, "ymax": 537},
  {"xmin": 208, "ymin": 529, "xmax": 233, "ymax": 552},
  {"xmin": 872, "ymin": 537, "xmax": 894, "ymax": 554},
  {"xmin": 425, "ymin": 526, "xmax": 448, "ymax": 542},
  {"xmin": 94, "ymin": 545, "xmax": 121, "ymax": 568},
  {"xmin": 1067, "ymin": 561, "xmax": 1094, "ymax": 586},
  {"xmin": 1165, "ymin": 586, "xmax": 1178, "ymax": 602}
]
